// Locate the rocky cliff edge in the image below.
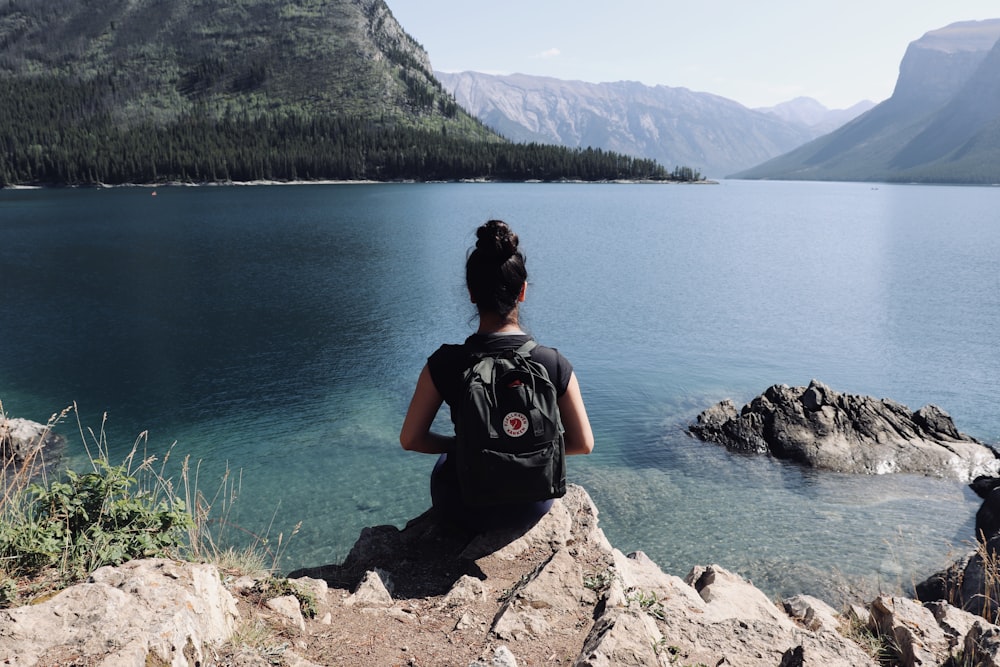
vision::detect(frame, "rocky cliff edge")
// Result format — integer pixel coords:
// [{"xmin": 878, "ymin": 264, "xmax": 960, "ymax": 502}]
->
[{"xmin": 5, "ymin": 484, "xmax": 1000, "ymax": 666}]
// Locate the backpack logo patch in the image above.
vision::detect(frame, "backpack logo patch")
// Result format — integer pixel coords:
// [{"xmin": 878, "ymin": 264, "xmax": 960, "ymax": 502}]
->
[{"xmin": 503, "ymin": 412, "xmax": 529, "ymax": 438}]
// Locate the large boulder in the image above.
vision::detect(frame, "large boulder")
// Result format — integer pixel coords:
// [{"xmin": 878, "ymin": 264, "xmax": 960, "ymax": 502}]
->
[
  {"xmin": 689, "ymin": 380, "xmax": 998, "ymax": 480},
  {"xmin": 290, "ymin": 484, "xmax": 882, "ymax": 666},
  {"xmin": 0, "ymin": 559, "xmax": 239, "ymax": 666}
]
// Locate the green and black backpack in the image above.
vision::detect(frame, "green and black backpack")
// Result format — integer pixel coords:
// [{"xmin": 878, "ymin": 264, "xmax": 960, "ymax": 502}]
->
[{"xmin": 453, "ymin": 340, "xmax": 566, "ymax": 507}]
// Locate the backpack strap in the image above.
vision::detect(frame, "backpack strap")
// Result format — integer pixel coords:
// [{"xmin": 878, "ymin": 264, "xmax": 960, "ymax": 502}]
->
[
  {"xmin": 514, "ymin": 340, "xmax": 538, "ymax": 357},
  {"xmin": 464, "ymin": 338, "xmax": 540, "ymax": 426},
  {"xmin": 465, "ymin": 338, "xmax": 537, "ymax": 372},
  {"xmin": 511, "ymin": 340, "xmax": 549, "ymax": 437}
]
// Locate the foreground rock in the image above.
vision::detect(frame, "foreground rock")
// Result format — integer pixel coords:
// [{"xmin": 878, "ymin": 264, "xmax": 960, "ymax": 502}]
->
[
  {"xmin": 689, "ymin": 379, "xmax": 998, "ymax": 481},
  {"xmin": 281, "ymin": 485, "xmax": 918, "ymax": 666},
  {"xmin": 0, "ymin": 559, "xmax": 238, "ymax": 666},
  {"xmin": 6, "ymin": 485, "xmax": 999, "ymax": 666}
]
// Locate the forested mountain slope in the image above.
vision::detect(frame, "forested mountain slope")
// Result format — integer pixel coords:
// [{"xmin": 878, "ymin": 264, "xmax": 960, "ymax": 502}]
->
[
  {"xmin": 0, "ymin": 0, "xmax": 670, "ymax": 185},
  {"xmin": 0, "ymin": 0, "xmax": 459, "ymax": 123}
]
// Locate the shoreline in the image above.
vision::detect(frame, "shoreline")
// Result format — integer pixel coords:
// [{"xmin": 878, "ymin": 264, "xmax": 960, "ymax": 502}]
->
[{"xmin": 2, "ymin": 177, "xmax": 718, "ymax": 190}]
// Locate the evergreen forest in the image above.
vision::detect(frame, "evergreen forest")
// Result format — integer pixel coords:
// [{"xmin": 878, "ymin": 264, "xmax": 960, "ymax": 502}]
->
[
  {"xmin": 0, "ymin": 0, "xmax": 698, "ymax": 186},
  {"xmin": 0, "ymin": 76, "xmax": 684, "ymax": 186}
]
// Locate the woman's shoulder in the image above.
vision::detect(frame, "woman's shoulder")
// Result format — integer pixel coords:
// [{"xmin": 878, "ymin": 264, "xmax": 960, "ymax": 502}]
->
[
  {"xmin": 525, "ymin": 340, "xmax": 565, "ymax": 361},
  {"xmin": 527, "ymin": 342, "xmax": 573, "ymax": 383},
  {"xmin": 428, "ymin": 342, "xmax": 468, "ymax": 368},
  {"xmin": 427, "ymin": 336, "xmax": 573, "ymax": 395}
]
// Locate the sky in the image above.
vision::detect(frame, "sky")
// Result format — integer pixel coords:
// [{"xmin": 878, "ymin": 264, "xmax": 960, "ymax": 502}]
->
[{"xmin": 386, "ymin": 1, "xmax": 1000, "ymax": 110}]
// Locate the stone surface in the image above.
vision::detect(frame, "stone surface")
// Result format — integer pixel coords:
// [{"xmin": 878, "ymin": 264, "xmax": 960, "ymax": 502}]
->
[
  {"xmin": 574, "ymin": 608, "xmax": 668, "ymax": 666},
  {"xmin": 925, "ymin": 600, "xmax": 983, "ymax": 651},
  {"xmin": 687, "ymin": 563, "xmax": 798, "ymax": 629},
  {"xmin": 266, "ymin": 594, "xmax": 306, "ymax": 631},
  {"xmin": 689, "ymin": 380, "xmax": 999, "ymax": 480},
  {"xmin": 344, "ymin": 568, "xmax": 394, "ymax": 607},
  {"xmin": 468, "ymin": 645, "xmax": 520, "ymax": 667},
  {"xmin": 783, "ymin": 594, "xmax": 844, "ymax": 633},
  {"xmin": 0, "ymin": 558, "xmax": 238, "ymax": 666},
  {"xmin": 965, "ymin": 622, "xmax": 1000, "ymax": 667},
  {"xmin": 7, "ymin": 484, "xmax": 1000, "ymax": 666},
  {"xmin": 491, "ymin": 547, "xmax": 595, "ymax": 641},
  {"xmin": 284, "ymin": 485, "xmax": 890, "ymax": 666},
  {"xmin": 870, "ymin": 596, "xmax": 952, "ymax": 666}
]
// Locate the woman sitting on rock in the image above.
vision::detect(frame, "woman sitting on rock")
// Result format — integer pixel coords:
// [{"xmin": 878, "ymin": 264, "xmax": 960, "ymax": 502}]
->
[{"xmin": 400, "ymin": 219, "xmax": 594, "ymax": 531}]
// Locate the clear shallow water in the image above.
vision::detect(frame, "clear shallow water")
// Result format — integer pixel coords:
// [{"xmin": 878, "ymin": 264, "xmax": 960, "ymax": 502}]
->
[{"xmin": 2, "ymin": 180, "xmax": 998, "ymax": 602}]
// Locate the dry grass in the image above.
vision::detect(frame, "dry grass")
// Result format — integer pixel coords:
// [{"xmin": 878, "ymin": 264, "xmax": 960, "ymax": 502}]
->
[
  {"xmin": 970, "ymin": 535, "xmax": 1000, "ymax": 623},
  {"xmin": 181, "ymin": 455, "xmax": 301, "ymax": 576},
  {"xmin": 0, "ymin": 401, "xmax": 297, "ymax": 607}
]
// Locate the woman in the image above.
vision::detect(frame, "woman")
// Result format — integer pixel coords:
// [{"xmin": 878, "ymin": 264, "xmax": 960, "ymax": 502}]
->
[{"xmin": 400, "ymin": 219, "xmax": 594, "ymax": 531}]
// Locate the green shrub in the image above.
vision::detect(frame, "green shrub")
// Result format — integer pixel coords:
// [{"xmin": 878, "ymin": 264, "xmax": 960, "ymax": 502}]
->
[
  {"xmin": 0, "ymin": 403, "xmax": 292, "ymax": 610},
  {"xmin": 0, "ymin": 457, "xmax": 191, "ymax": 580},
  {"xmin": 0, "ymin": 579, "xmax": 16, "ymax": 607},
  {"xmin": 247, "ymin": 576, "xmax": 317, "ymax": 618}
]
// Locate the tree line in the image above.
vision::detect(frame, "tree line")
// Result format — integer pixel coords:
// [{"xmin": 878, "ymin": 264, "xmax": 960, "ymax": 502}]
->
[{"xmin": 0, "ymin": 76, "xmax": 697, "ymax": 186}]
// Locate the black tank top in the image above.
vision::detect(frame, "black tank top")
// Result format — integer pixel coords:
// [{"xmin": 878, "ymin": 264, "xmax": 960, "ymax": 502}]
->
[{"xmin": 427, "ymin": 333, "xmax": 573, "ymax": 411}]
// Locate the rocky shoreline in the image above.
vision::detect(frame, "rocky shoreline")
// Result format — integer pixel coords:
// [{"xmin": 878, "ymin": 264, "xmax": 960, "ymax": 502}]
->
[
  {"xmin": 2, "ymin": 483, "xmax": 999, "ymax": 666},
  {"xmin": 4, "ymin": 383, "xmax": 1000, "ymax": 665}
]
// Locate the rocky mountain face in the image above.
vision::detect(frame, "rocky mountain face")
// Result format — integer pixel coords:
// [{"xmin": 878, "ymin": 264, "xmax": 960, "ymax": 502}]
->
[
  {"xmin": 735, "ymin": 18, "xmax": 1000, "ymax": 183},
  {"xmin": 0, "ymin": 0, "xmax": 479, "ymax": 133},
  {"xmin": 436, "ymin": 71, "xmax": 868, "ymax": 178}
]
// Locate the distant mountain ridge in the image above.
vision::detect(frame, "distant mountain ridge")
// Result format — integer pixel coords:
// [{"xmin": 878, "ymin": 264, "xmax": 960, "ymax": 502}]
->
[
  {"xmin": 735, "ymin": 18, "xmax": 1000, "ymax": 183},
  {"xmin": 436, "ymin": 71, "xmax": 870, "ymax": 177},
  {"xmin": 755, "ymin": 98, "xmax": 876, "ymax": 134}
]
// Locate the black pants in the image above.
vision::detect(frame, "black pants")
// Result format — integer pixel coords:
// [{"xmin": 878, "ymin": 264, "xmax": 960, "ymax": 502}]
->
[{"xmin": 430, "ymin": 453, "xmax": 553, "ymax": 532}]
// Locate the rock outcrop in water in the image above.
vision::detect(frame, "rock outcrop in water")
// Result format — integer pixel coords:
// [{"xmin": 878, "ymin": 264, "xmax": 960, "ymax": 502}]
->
[
  {"xmin": 689, "ymin": 380, "xmax": 999, "ymax": 481},
  {"xmin": 0, "ymin": 415, "xmax": 64, "ymax": 473},
  {"xmin": 9, "ymin": 484, "xmax": 1000, "ymax": 666}
]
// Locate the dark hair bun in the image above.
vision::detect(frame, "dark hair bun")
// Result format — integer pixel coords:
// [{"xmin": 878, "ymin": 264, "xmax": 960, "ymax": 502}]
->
[{"xmin": 476, "ymin": 219, "xmax": 519, "ymax": 261}]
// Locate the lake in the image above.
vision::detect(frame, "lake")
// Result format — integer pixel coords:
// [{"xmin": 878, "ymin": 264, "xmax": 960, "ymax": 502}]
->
[{"xmin": 2, "ymin": 180, "xmax": 998, "ymax": 602}]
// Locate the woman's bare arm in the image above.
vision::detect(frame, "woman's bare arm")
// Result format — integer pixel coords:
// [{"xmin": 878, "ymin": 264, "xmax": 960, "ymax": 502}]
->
[
  {"xmin": 559, "ymin": 372, "xmax": 594, "ymax": 455},
  {"xmin": 400, "ymin": 364, "xmax": 454, "ymax": 454},
  {"xmin": 403, "ymin": 365, "xmax": 592, "ymax": 456}
]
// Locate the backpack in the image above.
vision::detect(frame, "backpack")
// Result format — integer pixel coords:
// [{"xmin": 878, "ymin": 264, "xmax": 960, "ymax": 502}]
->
[{"xmin": 453, "ymin": 340, "xmax": 566, "ymax": 507}]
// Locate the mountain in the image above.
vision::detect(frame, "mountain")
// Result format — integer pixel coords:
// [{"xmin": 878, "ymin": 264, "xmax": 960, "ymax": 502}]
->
[
  {"xmin": 755, "ymin": 98, "xmax": 876, "ymax": 134},
  {"xmin": 0, "ymin": 0, "xmax": 481, "ymax": 134},
  {"xmin": 735, "ymin": 19, "xmax": 1000, "ymax": 183},
  {"xmin": 435, "ymin": 72, "xmax": 868, "ymax": 178},
  {"xmin": 0, "ymin": 0, "xmax": 674, "ymax": 185}
]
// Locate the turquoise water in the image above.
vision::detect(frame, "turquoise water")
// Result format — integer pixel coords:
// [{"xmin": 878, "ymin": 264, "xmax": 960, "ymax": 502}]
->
[{"xmin": 2, "ymin": 180, "xmax": 998, "ymax": 601}]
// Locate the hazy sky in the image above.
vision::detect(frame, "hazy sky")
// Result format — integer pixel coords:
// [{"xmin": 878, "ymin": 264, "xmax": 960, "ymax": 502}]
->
[{"xmin": 386, "ymin": 1, "xmax": 1000, "ymax": 109}]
